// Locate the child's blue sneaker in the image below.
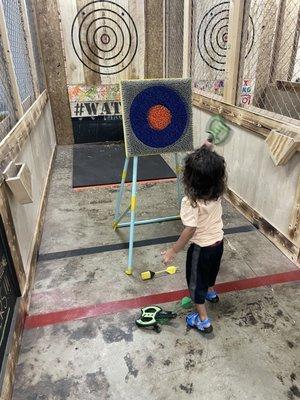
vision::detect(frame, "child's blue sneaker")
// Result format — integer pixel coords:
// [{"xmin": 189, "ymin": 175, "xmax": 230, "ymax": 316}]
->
[
  {"xmin": 186, "ymin": 312, "xmax": 213, "ymax": 334},
  {"xmin": 206, "ymin": 290, "xmax": 219, "ymax": 303}
]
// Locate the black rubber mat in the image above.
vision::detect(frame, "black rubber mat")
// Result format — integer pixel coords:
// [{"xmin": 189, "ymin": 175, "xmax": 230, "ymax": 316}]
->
[{"xmin": 73, "ymin": 143, "xmax": 176, "ymax": 188}]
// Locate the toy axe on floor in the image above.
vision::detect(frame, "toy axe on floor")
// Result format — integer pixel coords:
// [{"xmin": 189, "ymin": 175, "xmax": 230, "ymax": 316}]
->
[{"xmin": 140, "ymin": 265, "xmax": 179, "ymax": 281}]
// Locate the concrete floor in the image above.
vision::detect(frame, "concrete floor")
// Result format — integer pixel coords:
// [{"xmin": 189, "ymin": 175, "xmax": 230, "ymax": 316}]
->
[{"xmin": 12, "ymin": 146, "xmax": 299, "ymax": 400}]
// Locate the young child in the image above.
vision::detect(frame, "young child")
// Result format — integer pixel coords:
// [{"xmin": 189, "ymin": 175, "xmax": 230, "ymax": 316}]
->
[{"xmin": 162, "ymin": 144, "xmax": 226, "ymax": 333}]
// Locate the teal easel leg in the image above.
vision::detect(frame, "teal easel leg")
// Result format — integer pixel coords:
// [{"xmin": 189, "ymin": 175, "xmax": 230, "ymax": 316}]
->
[
  {"xmin": 126, "ymin": 156, "xmax": 138, "ymax": 275},
  {"xmin": 174, "ymin": 153, "xmax": 182, "ymax": 207},
  {"xmin": 113, "ymin": 157, "xmax": 129, "ymax": 227}
]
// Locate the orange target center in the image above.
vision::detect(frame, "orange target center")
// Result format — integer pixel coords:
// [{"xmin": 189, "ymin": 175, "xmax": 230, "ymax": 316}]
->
[{"xmin": 147, "ymin": 105, "xmax": 172, "ymax": 131}]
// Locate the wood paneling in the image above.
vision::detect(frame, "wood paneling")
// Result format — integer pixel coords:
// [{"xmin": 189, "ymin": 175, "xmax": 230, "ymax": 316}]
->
[
  {"xmin": 144, "ymin": 0, "xmax": 164, "ymax": 78},
  {"xmin": 35, "ymin": 0, "xmax": 73, "ymax": 145},
  {"xmin": 0, "ymin": 91, "xmax": 48, "ymax": 171}
]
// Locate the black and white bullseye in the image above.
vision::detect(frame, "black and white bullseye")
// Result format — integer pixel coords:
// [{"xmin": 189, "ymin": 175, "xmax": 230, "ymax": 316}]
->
[
  {"xmin": 197, "ymin": 1, "xmax": 254, "ymax": 71},
  {"xmin": 71, "ymin": 0, "xmax": 138, "ymax": 75}
]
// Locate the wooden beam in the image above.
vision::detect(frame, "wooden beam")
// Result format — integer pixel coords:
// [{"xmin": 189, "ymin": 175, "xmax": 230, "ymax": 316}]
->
[
  {"xmin": 225, "ymin": 188, "xmax": 299, "ymax": 266},
  {"xmin": 0, "ymin": 90, "xmax": 48, "ymax": 171},
  {"xmin": 289, "ymin": 175, "xmax": 300, "ymax": 245},
  {"xmin": 144, "ymin": 0, "xmax": 164, "ymax": 78},
  {"xmin": 182, "ymin": 0, "xmax": 192, "ymax": 78},
  {"xmin": 193, "ymin": 92, "xmax": 300, "ymax": 138},
  {"xmin": 19, "ymin": 0, "xmax": 40, "ymax": 98},
  {"xmin": 265, "ymin": 129, "xmax": 300, "ymax": 165},
  {"xmin": 0, "ymin": 1, "xmax": 23, "ymax": 119},
  {"xmin": 34, "ymin": 0, "xmax": 73, "ymax": 145},
  {"xmin": 223, "ymin": 0, "xmax": 246, "ymax": 104}
]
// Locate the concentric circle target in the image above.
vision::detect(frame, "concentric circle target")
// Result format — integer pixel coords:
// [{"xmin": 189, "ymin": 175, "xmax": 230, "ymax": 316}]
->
[
  {"xmin": 197, "ymin": 2, "xmax": 254, "ymax": 71},
  {"xmin": 71, "ymin": 0, "xmax": 138, "ymax": 75},
  {"xmin": 129, "ymin": 86, "xmax": 188, "ymax": 149}
]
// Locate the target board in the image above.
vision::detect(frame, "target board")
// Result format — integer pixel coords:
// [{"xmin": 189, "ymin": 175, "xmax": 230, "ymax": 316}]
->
[
  {"xmin": 71, "ymin": 0, "xmax": 138, "ymax": 75},
  {"xmin": 121, "ymin": 79, "xmax": 193, "ymax": 157},
  {"xmin": 197, "ymin": 1, "xmax": 254, "ymax": 71}
]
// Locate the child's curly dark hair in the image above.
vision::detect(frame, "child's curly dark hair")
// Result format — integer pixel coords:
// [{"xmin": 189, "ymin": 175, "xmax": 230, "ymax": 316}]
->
[{"xmin": 183, "ymin": 146, "xmax": 227, "ymax": 206}]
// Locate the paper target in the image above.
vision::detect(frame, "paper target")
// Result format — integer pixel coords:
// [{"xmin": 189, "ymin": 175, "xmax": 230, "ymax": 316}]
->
[
  {"xmin": 71, "ymin": 0, "xmax": 138, "ymax": 75},
  {"xmin": 197, "ymin": 1, "xmax": 254, "ymax": 71},
  {"xmin": 121, "ymin": 79, "xmax": 193, "ymax": 157}
]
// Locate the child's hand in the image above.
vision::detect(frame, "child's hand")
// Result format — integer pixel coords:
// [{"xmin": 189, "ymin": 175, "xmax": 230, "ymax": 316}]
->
[
  {"xmin": 161, "ymin": 248, "xmax": 176, "ymax": 266},
  {"xmin": 201, "ymin": 138, "xmax": 214, "ymax": 150}
]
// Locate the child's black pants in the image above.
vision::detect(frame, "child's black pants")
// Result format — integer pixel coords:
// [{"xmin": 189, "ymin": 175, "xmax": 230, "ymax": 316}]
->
[{"xmin": 186, "ymin": 241, "xmax": 224, "ymax": 304}]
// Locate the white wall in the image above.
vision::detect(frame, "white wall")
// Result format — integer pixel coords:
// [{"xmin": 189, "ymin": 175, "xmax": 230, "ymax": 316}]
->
[
  {"xmin": 193, "ymin": 107, "xmax": 300, "ymax": 246},
  {"xmin": 6, "ymin": 101, "xmax": 56, "ymax": 273}
]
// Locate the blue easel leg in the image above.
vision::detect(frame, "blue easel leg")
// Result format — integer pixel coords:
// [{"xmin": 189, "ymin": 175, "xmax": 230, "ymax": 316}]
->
[
  {"xmin": 174, "ymin": 153, "xmax": 182, "ymax": 207},
  {"xmin": 113, "ymin": 157, "xmax": 129, "ymax": 227},
  {"xmin": 126, "ymin": 156, "xmax": 138, "ymax": 275}
]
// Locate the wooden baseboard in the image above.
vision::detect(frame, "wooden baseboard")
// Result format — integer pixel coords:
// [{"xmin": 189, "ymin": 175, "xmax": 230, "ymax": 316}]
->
[
  {"xmin": 0, "ymin": 146, "xmax": 56, "ymax": 400},
  {"xmin": 225, "ymin": 188, "xmax": 300, "ymax": 266}
]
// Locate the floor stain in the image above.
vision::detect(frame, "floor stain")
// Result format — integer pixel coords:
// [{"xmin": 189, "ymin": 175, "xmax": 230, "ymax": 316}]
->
[
  {"xmin": 69, "ymin": 324, "xmax": 98, "ymax": 341},
  {"xmin": 124, "ymin": 353, "xmax": 138, "ymax": 382},
  {"xmin": 179, "ymin": 383, "xmax": 194, "ymax": 394},
  {"xmin": 102, "ymin": 324, "xmax": 134, "ymax": 344},
  {"xmin": 288, "ymin": 384, "xmax": 300, "ymax": 399},
  {"xmin": 291, "ymin": 373, "xmax": 296, "ymax": 382},
  {"xmin": 146, "ymin": 355, "xmax": 154, "ymax": 368},
  {"xmin": 86, "ymin": 368, "xmax": 110, "ymax": 397}
]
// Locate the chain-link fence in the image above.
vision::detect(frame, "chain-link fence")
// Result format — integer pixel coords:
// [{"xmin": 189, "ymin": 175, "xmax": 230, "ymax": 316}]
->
[
  {"xmin": 0, "ymin": 41, "xmax": 17, "ymax": 141},
  {"xmin": 165, "ymin": 0, "xmax": 184, "ymax": 78},
  {"xmin": 25, "ymin": 0, "xmax": 46, "ymax": 92},
  {"xmin": 190, "ymin": 0, "xmax": 300, "ymax": 125},
  {"xmin": 237, "ymin": 0, "xmax": 300, "ymax": 125},
  {"xmin": 2, "ymin": 0, "xmax": 35, "ymax": 112}
]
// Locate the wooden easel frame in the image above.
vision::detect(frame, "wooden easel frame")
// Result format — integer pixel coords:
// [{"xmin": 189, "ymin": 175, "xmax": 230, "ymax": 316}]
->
[{"xmin": 113, "ymin": 153, "xmax": 182, "ymax": 275}]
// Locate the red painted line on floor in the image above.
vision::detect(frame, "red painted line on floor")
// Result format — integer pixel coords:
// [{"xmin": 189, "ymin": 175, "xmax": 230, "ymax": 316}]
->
[
  {"xmin": 73, "ymin": 177, "xmax": 177, "ymax": 191},
  {"xmin": 25, "ymin": 269, "xmax": 300, "ymax": 330}
]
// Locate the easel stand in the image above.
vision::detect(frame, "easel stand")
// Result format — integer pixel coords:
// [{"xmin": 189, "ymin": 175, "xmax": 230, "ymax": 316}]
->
[{"xmin": 113, "ymin": 154, "xmax": 182, "ymax": 275}]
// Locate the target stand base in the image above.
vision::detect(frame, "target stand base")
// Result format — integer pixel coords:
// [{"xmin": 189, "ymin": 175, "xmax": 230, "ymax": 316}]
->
[{"xmin": 114, "ymin": 155, "xmax": 182, "ymax": 275}]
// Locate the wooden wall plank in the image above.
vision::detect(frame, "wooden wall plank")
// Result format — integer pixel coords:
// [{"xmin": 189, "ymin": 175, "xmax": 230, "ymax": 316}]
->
[
  {"xmin": 223, "ymin": 0, "xmax": 246, "ymax": 104},
  {"xmin": 226, "ymin": 188, "xmax": 299, "ymax": 265},
  {"xmin": 289, "ymin": 175, "xmax": 300, "ymax": 246},
  {"xmin": 144, "ymin": 0, "xmax": 164, "ymax": 78},
  {"xmin": 57, "ymin": 0, "xmax": 84, "ymax": 84},
  {"xmin": 182, "ymin": 0, "xmax": 192, "ymax": 78},
  {"xmin": 0, "ymin": 91, "xmax": 48, "ymax": 171},
  {"xmin": 35, "ymin": 0, "xmax": 73, "ymax": 145},
  {"xmin": 193, "ymin": 92, "xmax": 300, "ymax": 139},
  {"xmin": 127, "ymin": 0, "xmax": 145, "ymax": 80},
  {"xmin": 75, "ymin": 0, "xmax": 100, "ymax": 85}
]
